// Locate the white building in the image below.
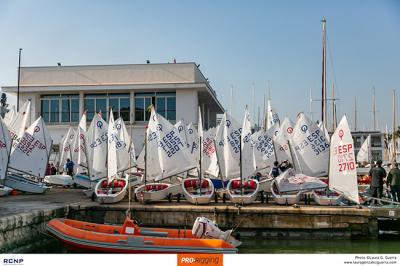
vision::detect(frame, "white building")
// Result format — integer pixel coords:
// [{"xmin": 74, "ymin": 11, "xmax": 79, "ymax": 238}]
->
[{"xmin": 2, "ymin": 62, "xmax": 224, "ymax": 155}]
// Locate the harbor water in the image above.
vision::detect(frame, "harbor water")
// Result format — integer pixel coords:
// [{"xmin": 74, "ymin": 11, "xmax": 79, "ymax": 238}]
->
[{"xmin": 19, "ymin": 234, "xmax": 400, "ymax": 254}]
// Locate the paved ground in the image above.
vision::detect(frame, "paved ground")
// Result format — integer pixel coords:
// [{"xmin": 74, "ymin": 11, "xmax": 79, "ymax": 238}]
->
[{"xmin": 0, "ymin": 188, "xmax": 92, "ymax": 217}]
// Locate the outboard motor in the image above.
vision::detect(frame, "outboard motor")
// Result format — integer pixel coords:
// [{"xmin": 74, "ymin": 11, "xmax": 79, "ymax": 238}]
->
[{"xmin": 192, "ymin": 217, "xmax": 241, "ymax": 247}]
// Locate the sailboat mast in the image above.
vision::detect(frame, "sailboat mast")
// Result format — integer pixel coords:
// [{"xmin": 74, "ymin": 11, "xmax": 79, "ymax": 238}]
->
[
  {"xmin": 372, "ymin": 87, "xmax": 377, "ymax": 131},
  {"xmin": 321, "ymin": 17, "xmax": 327, "ymax": 127},
  {"xmin": 309, "ymin": 88, "xmax": 313, "ymax": 121},
  {"xmin": 332, "ymin": 82, "xmax": 337, "ymax": 131},
  {"xmin": 144, "ymin": 127, "xmax": 148, "ymax": 186},
  {"xmin": 392, "ymin": 89, "xmax": 397, "ymax": 163},
  {"xmin": 354, "ymin": 97, "xmax": 357, "ymax": 131},
  {"xmin": 239, "ymin": 130, "xmax": 243, "ymax": 196},
  {"xmin": 199, "ymin": 135, "xmax": 202, "ymax": 196}
]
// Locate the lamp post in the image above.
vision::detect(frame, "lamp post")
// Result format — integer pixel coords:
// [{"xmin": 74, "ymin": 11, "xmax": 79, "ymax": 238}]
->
[{"xmin": 17, "ymin": 48, "xmax": 22, "ymax": 111}]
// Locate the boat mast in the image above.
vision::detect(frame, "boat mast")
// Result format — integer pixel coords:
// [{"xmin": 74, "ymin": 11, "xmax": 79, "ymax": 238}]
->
[
  {"xmin": 372, "ymin": 87, "xmax": 377, "ymax": 131},
  {"xmin": 332, "ymin": 82, "xmax": 337, "ymax": 131},
  {"xmin": 239, "ymin": 123, "xmax": 243, "ymax": 196},
  {"xmin": 144, "ymin": 127, "xmax": 148, "ymax": 186},
  {"xmin": 321, "ymin": 17, "xmax": 327, "ymax": 127},
  {"xmin": 392, "ymin": 89, "xmax": 397, "ymax": 163},
  {"xmin": 354, "ymin": 97, "xmax": 357, "ymax": 131},
  {"xmin": 199, "ymin": 134, "xmax": 202, "ymax": 196}
]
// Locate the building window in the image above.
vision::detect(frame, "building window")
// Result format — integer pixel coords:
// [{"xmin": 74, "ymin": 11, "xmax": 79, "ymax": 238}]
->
[
  {"xmin": 135, "ymin": 92, "xmax": 176, "ymax": 122},
  {"xmin": 84, "ymin": 93, "xmax": 130, "ymax": 122},
  {"xmin": 41, "ymin": 94, "xmax": 79, "ymax": 124}
]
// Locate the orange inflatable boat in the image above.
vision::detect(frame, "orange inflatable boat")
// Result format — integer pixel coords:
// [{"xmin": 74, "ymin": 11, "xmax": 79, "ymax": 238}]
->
[{"xmin": 46, "ymin": 217, "xmax": 239, "ymax": 253}]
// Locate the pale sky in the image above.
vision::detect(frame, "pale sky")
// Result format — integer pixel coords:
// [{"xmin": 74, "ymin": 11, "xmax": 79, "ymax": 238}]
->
[{"xmin": 0, "ymin": 0, "xmax": 399, "ymax": 131}]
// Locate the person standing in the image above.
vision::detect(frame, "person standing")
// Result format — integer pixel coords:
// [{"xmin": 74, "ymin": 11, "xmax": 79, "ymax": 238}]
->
[
  {"xmin": 368, "ymin": 160, "xmax": 387, "ymax": 205},
  {"xmin": 65, "ymin": 158, "xmax": 75, "ymax": 176},
  {"xmin": 269, "ymin": 161, "xmax": 281, "ymax": 178},
  {"xmin": 387, "ymin": 163, "xmax": 400, "ymax": 202}
]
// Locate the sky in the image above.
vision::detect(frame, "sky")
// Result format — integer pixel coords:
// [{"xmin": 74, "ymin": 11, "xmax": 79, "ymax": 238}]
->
[{"xmin": 0, "ymin": 0, "xmax": 399, "ymax": 131}]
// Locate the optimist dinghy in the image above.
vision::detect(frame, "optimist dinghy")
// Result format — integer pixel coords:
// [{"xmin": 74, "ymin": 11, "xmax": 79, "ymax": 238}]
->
[
  {"xmin": 46, "ymin": 216, "xmax": 240, "ymax": 254},
  {"xmin": 94, "ymin": 110, "xmax": 133, "ymax": 204},
  {"xmin": 181, "ymin": 108, "xmax": 215, "ymax": 204},
  {"xmin": 313, "ymin": 115, "xmax": 360, "ymax": 206},
  {"xmin": 226, "ymin": 108, "xmax": 259, "ymax": 204},
  {"xmin": 135, "ymin": 107, "xmax": 196, "ymax": 203},
  {"xmin": 44, "ymin": 174, "xmax": 74, "ymax": 187}
]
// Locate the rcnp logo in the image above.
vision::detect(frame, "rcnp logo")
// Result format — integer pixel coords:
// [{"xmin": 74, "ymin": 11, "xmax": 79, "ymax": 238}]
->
[
  {"xmin": 177, "ymin": 254, "xmax": 222, "ymax": 266},
  {"xmin": 3, "ymin": 257, "xmax": 24, "ymax": 265}
]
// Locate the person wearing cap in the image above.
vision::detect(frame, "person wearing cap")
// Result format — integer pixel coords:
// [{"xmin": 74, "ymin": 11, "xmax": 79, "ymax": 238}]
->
[
  {"xmin": 387, "ymin": 163, "xmax": 400, "ymax": 202},
  {"xmin": 368, "ymin": 160, "xmax": 387, "ymax": 205}
]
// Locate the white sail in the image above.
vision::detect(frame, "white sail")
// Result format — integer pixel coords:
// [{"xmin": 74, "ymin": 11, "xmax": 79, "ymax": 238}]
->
[
  {"xmin": 9, "ymin": 117, "xmax": 52, "ymax": 177},
  {"xmin": 273, "ymin": 117, "xmax": 295, "ymax": 166},
  {"xmin": 115, "ymin": 117, "xmax": 136, "ymax": 165},
  {"xmin": 291, "ymin": 113, "xmax": 329, "ymax": 176},
  {"xmin": 318, "ymin": 121, "xmax": 330, "ymax": 143},
  {"xmin": 107, "ymin": 110, "xmax": 118, "ymax": 182},
  {"xmin": 3, "ymin": 106, "xmax": 16, "ymax": 127},
  {"xmin": 201, "ymin": 127, "xmax": 219, "ymax": 177},
  {"xmin": 79, "ymin": 112, "xmax": 87, "ymax": 132},
  {"xmin": 275, "ymin": 170, "xmax": 327, "ymax": 193},
  {"xmin": 86, "ymin": 113, "xmax": 108, "ymax": 180},
  {"xmin": 186, "ymin": 123, "xmax": 200, "ymax": 176},
  {"xmin": 215, "ymin": 113, "xmax": 241, "ymax": 180},
  {"xmin": 0, "ymin": 118, "xmax": 11, "ymax": 180},
  {"xmin": 186, "ymin": 123, "xmax": 200, "ymax": 160},
  {"xmin": 356, "ymin": 135, "xmax": 371, "ymax": 163},
  {"xmin": 266, "ymin": 99, "xmax": 280, "ymax": 130},
  {"xmin": 144, "ymin": 107, "xmax": 197, "ymax": 181},
  {"xmin": 8, "ymin": 101, "xmax": 31, "ymax": 149},
  {"xmin": 241, "ymin": 108, "xmax": 256, "ymax": 180},
  {"xmin": 329, "ymin": 115, "xmax": 359, "ymax": 204},
  {"xmin": 72, "ymin": 125, "xmax": 87, "ymax": 174},
  {"xmin": 175, "ymin": 120, "xmax": 189, "ymax": 148},
  {"xmin": 251, "ymin": 130, "xmax": 275, "ymax": 171},
  {"xmin": 59, "ymin": 127, "xmax": 75, "ymax": 172}
]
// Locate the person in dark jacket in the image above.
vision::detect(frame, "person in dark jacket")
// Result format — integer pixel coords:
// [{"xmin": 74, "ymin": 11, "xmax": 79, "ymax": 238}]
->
[
  {"xmin": 64, "ymin": 158, "xmax": 75, "ymax": 176},
  {"xmin": 269, "ymin": 161, "xmax": 281, "ymax": 178},
  {"xmin": 368, "ymin": 160, "xmax": 387, "ymax": 205},
  {"xmin": 387, "ymin": 163, "xmax": 400, "ymax": 202}
]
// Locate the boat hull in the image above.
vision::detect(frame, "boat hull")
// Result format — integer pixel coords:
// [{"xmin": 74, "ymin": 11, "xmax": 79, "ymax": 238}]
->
[
  {"xmin": 270, "ymin": 180, "xmax": 301, "ymax": 205},
  {"xmin": 226, "ymin": 178, "xmax": 259, "ymax": 205},
  {"xmin": 73, "ymin": 174, "xmax": 92, "ymax": 188},
  {"xmin": 46, "ymin": 218, "xmax": 237, "ymax": 254},
  {"xmin": 95, "ymin": 177, "xmax": 128, "ymax": 204},
  {"xmin": 135, "ymin": 183, "xmax": 182, "ymax": 203},
  {"xmin": 44, "ymin": 174, "xmax": 74, "ymax": 186},
  {"xmin": 4, "ymin": 174, "xmax": 49, "ymax": 194},
  {"xmin": 0, "ymin": 185, "xmax": 12, "ymax": 196},
  {"xmin": 258, "ymin": 178, "xmax": 273, "ymax": 193},
  {"xmin": 182, "ymin": 178, "xmax": 215, "ymax": 205},
  {"xmin": 312, "ymin": 190, "xmax": 342, "ymax": 206}
]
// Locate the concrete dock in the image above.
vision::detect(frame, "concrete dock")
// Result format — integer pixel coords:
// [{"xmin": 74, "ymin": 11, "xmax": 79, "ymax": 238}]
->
[{"xmin": 1, "ymin": 188, "xmax": 400, "ymax": 252}]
